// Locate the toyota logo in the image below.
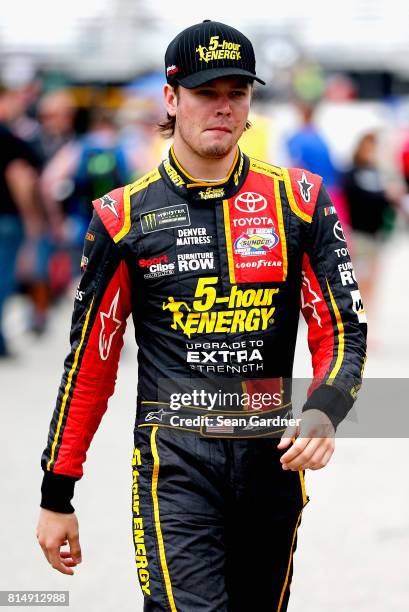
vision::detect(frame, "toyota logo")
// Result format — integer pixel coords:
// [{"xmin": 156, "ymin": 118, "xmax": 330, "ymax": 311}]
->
[
  {"xmin": 333, "ymin": 220, "xmax": 346, "ymax": 243},
  {"xmin": 234, "ymin": 192, "xmax": 267, "ymax": 213}
]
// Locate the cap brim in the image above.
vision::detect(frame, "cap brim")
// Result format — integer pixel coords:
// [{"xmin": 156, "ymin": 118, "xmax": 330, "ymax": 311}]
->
[{"xmin": 176, "ymin": 67, "xmax": 266, "ymax": 88}]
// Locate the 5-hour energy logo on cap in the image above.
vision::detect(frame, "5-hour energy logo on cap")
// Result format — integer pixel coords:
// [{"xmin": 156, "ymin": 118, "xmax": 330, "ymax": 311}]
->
[{"xmin": 196, "ymin": 36, "xmax": 241, "ymax": 63}]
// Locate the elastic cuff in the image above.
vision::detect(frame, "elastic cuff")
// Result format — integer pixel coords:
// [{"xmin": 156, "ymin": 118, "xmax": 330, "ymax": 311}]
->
[
  {"xmin": 302, "ymin": 384, "xmax": 353, "ymax": 431},
  {"xmin": 40, "ymin": 472, "xmax": 77, "ymax": 513}
]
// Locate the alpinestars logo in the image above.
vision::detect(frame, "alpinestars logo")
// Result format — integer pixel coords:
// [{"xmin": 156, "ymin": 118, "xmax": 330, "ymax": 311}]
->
[
  {"xmin": 99, "ymin": 194, "xmax": 119, "ymax": 218},
  {"xmin": 234, "ymin": 192, "xmax": 267, "ymax": 213},
  {"xmin": 301, "ymin": 274, "xmax": 322, "ymax": 328},
  {"xmin": 297, "ymin": 172, "xmax": 314, "ymax": 203},
  {"xmin": 99, "ymin": 289, "xmax": 122, "ymax": 360},
  {"xmin": 145, "ymin": 408, "xmax": 174, "ymax": 422}
]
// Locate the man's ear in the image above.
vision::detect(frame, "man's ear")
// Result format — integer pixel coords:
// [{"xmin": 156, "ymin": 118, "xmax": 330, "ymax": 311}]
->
[{"xmin": 164, "ymin": 84, "xmax": 178, "ymax": 117}]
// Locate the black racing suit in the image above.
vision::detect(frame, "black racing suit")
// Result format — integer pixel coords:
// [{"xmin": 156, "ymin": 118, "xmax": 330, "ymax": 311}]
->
[{"xmin": 41, "ymin": 147, "xmax": 367, "ymax": 611}]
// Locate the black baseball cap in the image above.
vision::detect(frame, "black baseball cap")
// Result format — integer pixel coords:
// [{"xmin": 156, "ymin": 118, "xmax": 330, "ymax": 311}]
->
[{"xmin": 165, "ymin": 20, "xmax": 265, "ymax": 88}]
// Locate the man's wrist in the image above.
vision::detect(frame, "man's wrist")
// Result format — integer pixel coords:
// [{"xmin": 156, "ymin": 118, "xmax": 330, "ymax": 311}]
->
[
  {"xmin": 40, "ymin": 472, "xmax": 77, "ymax": 514},
  {"xmin": 302, "ymin": 384, "xmax": 353, "ymax": 431}
]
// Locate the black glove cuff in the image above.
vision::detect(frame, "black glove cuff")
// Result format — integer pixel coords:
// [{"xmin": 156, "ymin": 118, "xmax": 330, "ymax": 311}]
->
[
  {"xmin": 40, "ymin": 472, "xmax": 77, "ymax": 514},
  {"xmin": 302, "ymin": 384, "xmax": 353, "ymax": 431}
]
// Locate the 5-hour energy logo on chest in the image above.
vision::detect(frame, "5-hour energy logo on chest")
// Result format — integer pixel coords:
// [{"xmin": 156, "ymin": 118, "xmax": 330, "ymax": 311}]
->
[{"xmin": 162, "ymin": 277, "xmax": 278, "ymax": 338}]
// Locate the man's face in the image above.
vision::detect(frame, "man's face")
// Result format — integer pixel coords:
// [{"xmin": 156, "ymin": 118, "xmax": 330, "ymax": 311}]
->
[{"xmin": 165, "ymin": 76, "xmax": 252, "ymax": 159}]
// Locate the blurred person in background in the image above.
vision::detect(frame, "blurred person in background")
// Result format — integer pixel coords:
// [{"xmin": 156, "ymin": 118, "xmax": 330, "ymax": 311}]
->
[
  {"xmin": 41, "ymin": 107, "xmax": 130, "ymax": 279},
  {"xmin": 287, "ymin": 100, "xmax": 349, "ymax": 228},
  {"xmin": 0, "ymin": 83, "xmax": 43, "ymax": 357},
  {"xmin": 118, "ymin": 95, "xmax": 165, "ymax": 179},
  {"xmin": 34, "ymin": 90, "xmax": 76, "ymax": 165},
  {"xmin": 3, "ymin": 81, "xmax": 74, "ymax": 333},
  {"xmin": 343, "ymin": 132, "xmax": 396, "ymax": 323}
]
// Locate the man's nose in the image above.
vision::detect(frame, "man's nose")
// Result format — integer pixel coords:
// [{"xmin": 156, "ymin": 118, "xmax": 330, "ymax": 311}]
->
[{"xmin": 215, "ymin": 96, "xmax": 232, "ymax": 115}]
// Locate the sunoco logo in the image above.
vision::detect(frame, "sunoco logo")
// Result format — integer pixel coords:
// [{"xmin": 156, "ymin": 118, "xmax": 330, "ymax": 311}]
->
[
  {"xmin": 234, "ymin": 228, "xmax": 279, "ymax": 256},
  {"xmin": 234, "ymin": 192, "xmax": 267, "ymax": 213}
]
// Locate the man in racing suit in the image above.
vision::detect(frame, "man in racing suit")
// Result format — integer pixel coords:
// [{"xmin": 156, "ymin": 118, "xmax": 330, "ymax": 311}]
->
[{"xmin": 37, "ymin": 20, "xmax": 367, "ymax": 611}]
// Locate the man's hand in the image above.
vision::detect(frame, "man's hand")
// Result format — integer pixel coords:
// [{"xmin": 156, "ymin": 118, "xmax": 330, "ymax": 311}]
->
[
  {"xmin": 277, "ymin": 409, "xmax": 335, "ymax": 471},
  {"xmin": 36, "ymin": 509, "xmax": 82, "ymax": 575}
]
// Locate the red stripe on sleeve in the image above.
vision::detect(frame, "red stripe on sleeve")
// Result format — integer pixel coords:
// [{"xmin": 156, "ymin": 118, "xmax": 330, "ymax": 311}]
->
[
  {"xmin": 300, "ymin": 254, "xmax": 334, "ymax": 393},
  {"xmin": 54, "ymin": 261, "xmax": 131, "ymax": 477}
]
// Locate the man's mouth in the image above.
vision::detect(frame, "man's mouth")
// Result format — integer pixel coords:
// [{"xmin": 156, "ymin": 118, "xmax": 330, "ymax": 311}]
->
[{"xmin": 206, "ymin": 127, "xmax": 232, "ymax": 133}]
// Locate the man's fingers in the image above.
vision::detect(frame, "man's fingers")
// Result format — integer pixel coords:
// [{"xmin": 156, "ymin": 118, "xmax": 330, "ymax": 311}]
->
[
  {"xmin": 277, "ymin": 436, "xmax": 292, "ymax": 450},
  {"xmin": 280, "ymin": 436, "xmax": 311, "ymax": 465},
  {"xmin": 47, "ymin": 545, "xmax": 74, "ymax": 576},
  {"xmin": 59, "ymin": 550, "xmax": 80, "ymax": 567},
  {"xmin": 277, "ymin": 424, "xmax": 298, "ymax": 449},
  {"xmin": 309, "ymin": 447, "xmax": 334, "ymax": 470},
  {"xmin": 68, "ymin": 532, "xmax": 82, "ymax": 564},
  {"xmin": 281, "ymin": 439, "xmax": 318, "ymax": 470},
  {"xmin": 284, "ymin": 438, "xmax": 335, "ymax": 470}
]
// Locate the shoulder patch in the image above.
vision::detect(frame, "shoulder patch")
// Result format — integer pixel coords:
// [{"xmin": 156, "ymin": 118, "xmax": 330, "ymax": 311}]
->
[
  {"xmin": 129, "ymin": 167, "xmax": 161, "ymax": 196},
  {"xmin": 93, "ymin": 185, "xmax": 130, "ymax": 243},
  {"xmin": 249, "ymin": 158, "xmax": 283, "ymax": 179},
  {"xmin": 282, "ymin": 168, "xmax": 322, "ymax": 223}
]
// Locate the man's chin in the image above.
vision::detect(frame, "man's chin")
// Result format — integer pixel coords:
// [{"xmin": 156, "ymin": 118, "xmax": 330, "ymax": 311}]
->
[{"xmin": 200, "ymin": 138, "xmax": 235, "ymax": 159}]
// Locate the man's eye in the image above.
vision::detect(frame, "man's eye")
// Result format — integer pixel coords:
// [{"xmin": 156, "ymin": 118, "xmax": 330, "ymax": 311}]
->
[{"xmin": 231, "ymin": 90, "xmax": 246, "ymax": 97}]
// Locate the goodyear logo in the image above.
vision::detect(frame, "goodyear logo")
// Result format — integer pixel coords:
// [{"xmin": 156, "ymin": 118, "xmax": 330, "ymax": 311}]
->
[
  {"xmin": 162, "ymin": 276, "xmax": 278, "ymax": 337},
  {"xmin": 196, "ymin": 36, "xmax": 241, "ymax": 63},
  {"xmin": 199, "ymin": 187, "xmax": 225, "ymax": 200},
  {"xmin": 163, "ymin": 158, "xmax": 185, "ymax": 188}
]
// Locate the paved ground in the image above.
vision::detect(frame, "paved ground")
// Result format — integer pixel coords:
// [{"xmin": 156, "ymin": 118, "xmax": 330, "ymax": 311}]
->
[{"xmin": 1, "ymin": 232, "xmax": 408, "ymax": 611}]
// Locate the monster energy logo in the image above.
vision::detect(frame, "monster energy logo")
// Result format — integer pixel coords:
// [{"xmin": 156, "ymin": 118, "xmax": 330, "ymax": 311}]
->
[
  {"xmin": 141, "ymin": 204, "xmax": 191, "ymax": 234},
  {"xmin": 143, "ymin": 213, "xmax": 157, "ymax": 231}
]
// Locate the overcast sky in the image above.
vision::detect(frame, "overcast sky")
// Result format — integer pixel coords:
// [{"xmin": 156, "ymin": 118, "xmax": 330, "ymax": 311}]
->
[{"xmin": 1, "ymin": 0, "xmax": 408, "ymax": 51}]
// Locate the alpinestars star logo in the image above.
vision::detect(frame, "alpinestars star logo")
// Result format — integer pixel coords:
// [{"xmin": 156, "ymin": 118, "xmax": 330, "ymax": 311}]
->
[
  {"xmin": 99, "ymin": 289, "xmax": 122, "ymax": 360},
  {"xmin": 301, "ymin": 274, "xmax": 322, "ymax": 328},
  {"xmin": 297, "ymin": 172, "xmax": 314, "ymax": 203},
  {"xmin": 99, "ymin": 194, "xmax": 119, "ymax": 218},
  {"xmin": 145, "ymin": 408, "xmax": 174, "ymax": 422}
]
